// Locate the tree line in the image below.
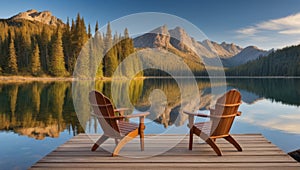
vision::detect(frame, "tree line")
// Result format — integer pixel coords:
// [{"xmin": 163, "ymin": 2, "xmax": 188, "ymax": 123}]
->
[
  {"xmin": 0, "ymin": 14, "xmax": 136, "ymax": 77},
  {"xmin": 226, "ymin": 45, "xmax": 300, "ymax": 76}
]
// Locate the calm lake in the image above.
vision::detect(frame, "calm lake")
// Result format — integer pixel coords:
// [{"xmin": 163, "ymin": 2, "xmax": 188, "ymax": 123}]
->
[{"xmin": 0, "ymin": 78, "xmax": 300, "ymax": 169}]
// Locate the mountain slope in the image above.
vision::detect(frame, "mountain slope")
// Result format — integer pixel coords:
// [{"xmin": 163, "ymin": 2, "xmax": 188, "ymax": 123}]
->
[
  {"xmin": 222, "ymin": 46, "xmax": 271, "ymax": 67},
  {"xmin": 134, "ymin": 26, "xmax": 243, "ymax": 60},
  {"xmin": 9, "ymin": 9, "xmax": 64, "ymax": 26},
  {"xmin": 200, "ymin": 40, "xmax": 242, "ymax": 58},
  {"xmin": 226, "ymin": 45, "xmax": 300, "ymax": 76}
]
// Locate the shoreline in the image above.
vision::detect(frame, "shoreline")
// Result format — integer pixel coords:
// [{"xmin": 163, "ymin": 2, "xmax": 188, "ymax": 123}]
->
[
  {"xmin": 0, "ymin": 75, "xmax": 299, "ymax": 84},
  {"xmin": 0, "ymin": 76, "xmax": 147, "ymax": 83}
]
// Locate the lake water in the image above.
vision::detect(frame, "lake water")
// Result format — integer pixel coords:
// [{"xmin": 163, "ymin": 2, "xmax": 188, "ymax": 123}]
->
[{"xmin": 0, "ymin": 78, "xmax": 300, "ymax": 169}]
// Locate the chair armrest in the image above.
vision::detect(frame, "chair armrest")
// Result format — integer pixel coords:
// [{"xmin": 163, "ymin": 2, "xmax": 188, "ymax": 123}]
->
[
  {"xmin": 125, "ymin": 112, "xmax": 149, "ymax": 129},
  {"xmin": 114, "ymin": 108, "xmax": 131, "ymax": 116},
  {"xmin": 184, "ymin": 110, "xmax": 238, "ymax": 119},
  {"xmin": 124, "ymin": 112, "xmax": 150, "ymax": 118},
  {"xmin": 91, "ymin": 112, "xmax": 125, "ymax": 120},
  {"xmin": 183, "ymin": 110, "xmax": 209, "ymax": 118}
]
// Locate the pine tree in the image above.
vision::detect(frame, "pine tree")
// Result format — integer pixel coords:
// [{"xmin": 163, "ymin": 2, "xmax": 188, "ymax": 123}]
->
[
  {"xmin": 104, "ymin": 22, "xmax": 112, "ymax": 50},
  {"xmin": 62, "ymin": 18, "xmax": 72, "ymax": 73},
  {"xmin": 88, "ymin": 23, "xmax": 92, "ymax": 38},
  {"xmin": 39, "ymin": 26, "xmax": 51, "ymax": 73},
  {"xmin": 121, "ymin": 28, "xmax": 136, "ymax": 77},
  {"xmin": 69, "ymin": 13, "xmax": 88, "ymax": 74},
  {"xmin": 103, "ymin": 22, "xmax": 118, "ymax": 77},
  {"xmin": 94, "ymin": 32, "xmax": 104, "ymax": 77},
  {"xmin": 8, "ymin": 38, "xmax": 18, "ymax": 74},
  {"xmin": 124, "ymin": 28, "xmax": 129, "ymax": 39},
  {"xmin": 49, "ymin": 28, "xmax": 67, "ymax": 76},
  {"xmin": 16, "ymin": 25, "xmax": 31, "ymax": 69},
  {"xmin": 31, "ymin": 43, "xmax": 41, "ymax": 76},
  {"xmin": 95, "ymin": 21, "xmax": 99, "ymax": 33},
  {"xmin": 104, "ymin": 45, "xmax": 118, "ymax": 77}
]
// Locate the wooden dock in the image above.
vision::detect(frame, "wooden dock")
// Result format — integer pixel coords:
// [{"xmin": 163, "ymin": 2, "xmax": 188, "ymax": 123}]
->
[{"xmin": 31, "ymin": 134, "xmax": 300, "ymax": 169}]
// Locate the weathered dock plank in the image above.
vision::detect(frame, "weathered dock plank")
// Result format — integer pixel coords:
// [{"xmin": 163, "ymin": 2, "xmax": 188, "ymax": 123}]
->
[{"xmin": 30, "ymin": 134, "xmax": 300, "ymax": 169}]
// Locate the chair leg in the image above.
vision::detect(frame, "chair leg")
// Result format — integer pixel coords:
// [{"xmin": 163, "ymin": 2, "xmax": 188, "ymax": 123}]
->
[
  {"xmin": 139, "ymin": 118, "xmax": 146, "ymax": 151},
  {"xmin": 112, "ymin": 130, "xmax": 138, "ymax": 156},
  {"xmin": 140, "ymin": 130, "xmax": 144, "ymax": 151},
  {"xmin": 189, "ymin": 128, "xmax": 194, "ymax": 150},
  {"xmin": 91, "ymin": 135, "xmax": 109, "ymax": 151},
  {"xmin": 115, "ymin": 139, "xmax": 119, "ymax": 145},
  {"xmin": 206, "ymin": 138, "xmax": 222, "ymax": 156},
  {"xmin": 224, "ymin": 135, "xmax": 242, "ymax": 151}
]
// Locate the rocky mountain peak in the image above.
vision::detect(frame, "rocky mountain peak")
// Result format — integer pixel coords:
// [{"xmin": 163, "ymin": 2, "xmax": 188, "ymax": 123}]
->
[
  {"xmin": 10, "ymin": 9, "xmax": 63, "ymax": 26},
  {"xmin": 134, "ymin": 25, "xmax": 244, "ymax": 59},
  {"xmin": 169, "ymin": 26, "xmax": 194, "ymax": 52},
  {"xmin": 150, "ymin": 25, "xmax": 169, "ymax": 35}
]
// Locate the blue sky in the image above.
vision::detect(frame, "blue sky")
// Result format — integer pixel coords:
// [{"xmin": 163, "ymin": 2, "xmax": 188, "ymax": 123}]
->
[{"xmin": 1, "ymin": 0, "xmax": 300, "ymax": 49}]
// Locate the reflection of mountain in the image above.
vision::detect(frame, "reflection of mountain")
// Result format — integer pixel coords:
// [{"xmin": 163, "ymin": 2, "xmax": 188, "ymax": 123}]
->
[
  {"xmin": 133, "ymin": 79, "xmax": 222, "ymax": 128},
  {"xmin": 1, "ymin": 78, "xmax": 298, "ymax": 137},
  {"xmin": 132, "ymin": 78, "xmax": 300, "ymax": 129},
  {"xmin": 0, "ymin": 82, "xmax": 83, "ymax": 139}
]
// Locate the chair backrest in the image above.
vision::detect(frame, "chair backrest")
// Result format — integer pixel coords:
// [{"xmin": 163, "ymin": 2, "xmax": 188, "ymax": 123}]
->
[
  {"xmin": 210, "ymin": 89, "xmax": 241, "ymax": 137},
  {"xmin": 89, "ymin": 90, "xmax": 121, "ymax": 138}
]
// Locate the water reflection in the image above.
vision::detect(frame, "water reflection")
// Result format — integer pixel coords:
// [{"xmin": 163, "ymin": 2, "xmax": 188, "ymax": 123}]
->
[
  {"xmin": 0, "ymin": 82, "xmax": 83, "ymax": 140},
  {"xmin": 227, "ymin": 78, "xmax": 300, "ymax": 106},
  {"xmin": 0, "ymin": 78, "xmax": 299, "ymax": 139},
  {"xmin": 0, "ymin": 78, "xmax": 299, "ymax": 170}
]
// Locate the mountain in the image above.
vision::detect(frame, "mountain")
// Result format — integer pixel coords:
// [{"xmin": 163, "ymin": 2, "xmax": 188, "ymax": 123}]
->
[
  {"xmin": 200, "ymin": 40, "xmax": 242, "ymax": 58},
  {"xmin": 222, "ymin": 46, "xmax": 271, "ymax": 67},
  {"xmin": 134, "ymin": 26, "xmax": 243, "ymax": 60},
  {"xmin": 133, "ymin": 25, "xmax": 170, "ymax": 48},
  {"xmin": 9, "ymin": 9, "xmax": 64, "ymax": 26},
  {"xmin": 0, "ymin": 10, "xmax": 94, "ymax": 77},
  {"xmin": 226, "ymin": 45, "xmax": 300, "ymax": 76}
]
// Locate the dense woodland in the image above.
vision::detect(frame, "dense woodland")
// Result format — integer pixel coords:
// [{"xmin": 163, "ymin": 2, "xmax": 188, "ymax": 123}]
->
[
  {"xmin": 0, "ymin": 14, "xmax": 136, "ymax": 77},
  {"xmin": 1, "ymin": 13, "xmax": 300, "ymax": 77},
  {"xmin": 226, "ymin": 45, "xmax": 300, "ymax": 76}
]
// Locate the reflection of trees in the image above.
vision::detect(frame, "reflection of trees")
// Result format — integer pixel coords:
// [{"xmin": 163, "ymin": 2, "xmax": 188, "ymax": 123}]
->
[
  {"xmin": 47, "ymin": 82, "xmax": 68, "ymax": 132},
  {"xmin": 228, "ymin": 78, "xmax": 300, "ymax": 106},
  {"xmin": 71, "ymin": 81, "xmax": 92, "ymax": 133},
  {"xmin": 9, "ymin": 84, "xmax": 18, "ymax": 126},
  {"xmin": 135, "ymin": 78, "xmax": 213, "ymax": 128},
  {"xmin": 4, "ymin": 78, "xmax": 289, "ymax": 138},
  {"xmin": 0, "ymin": 82, "xmax": 82, "ymax": 139},
  {"xmin": 74, "ymin": 79, "xmax": 144, "ymax": 134}
]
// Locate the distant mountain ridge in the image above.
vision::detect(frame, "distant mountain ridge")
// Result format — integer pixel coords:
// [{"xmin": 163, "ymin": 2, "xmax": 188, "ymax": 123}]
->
[
  {"xmin": 226, "ymin": 45, "xmax": 300, "ymax": 76},
  {"xmin": 134, "ymin": 25, "xmax": 243, "ymax": 61},
  {"xmin": 9, "ymin": 9, "xmax": 64, "ymax": 26},
  {"xmin": 222, "ymin": 46, "xmax": 272, "ymax": 67},
  {"xmin": 133, "ymin": 25, "xmax": 272, "ymax": 68}
]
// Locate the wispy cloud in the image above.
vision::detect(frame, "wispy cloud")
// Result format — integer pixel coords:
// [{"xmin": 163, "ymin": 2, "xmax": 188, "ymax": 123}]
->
[
  {"xmin": 237, "ymin": 13, "xmax": 300, "ymax": 35},
  {"xmin": 236, "ymin": 27, "xmax": 258, "ymax": 36},
  {"xmin": 235, "ymin": 13, "xmax": 300, "ymax": 49}
]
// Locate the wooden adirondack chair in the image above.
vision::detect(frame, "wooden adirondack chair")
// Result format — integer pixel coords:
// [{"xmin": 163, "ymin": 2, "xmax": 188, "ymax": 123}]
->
[
  {"xmin": 184, "ymin": 89, "xmax": 242, "ymax": 156},
  {"xmin": 89, "ymin": 90, "xmax": 149, "ymax": 156}
]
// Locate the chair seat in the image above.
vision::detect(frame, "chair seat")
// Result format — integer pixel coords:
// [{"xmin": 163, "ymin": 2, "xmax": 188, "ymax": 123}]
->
[
  {"xmin": 118, "ymin": 121, "xmax": 139, "ymax": 136},
  {"xmin": 186, "ymin": 89, "xmax": 242, "ymax": 156},
  {"xmin": 194, "ymin": 121, "xmax": 212, "ymax": 135}
]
